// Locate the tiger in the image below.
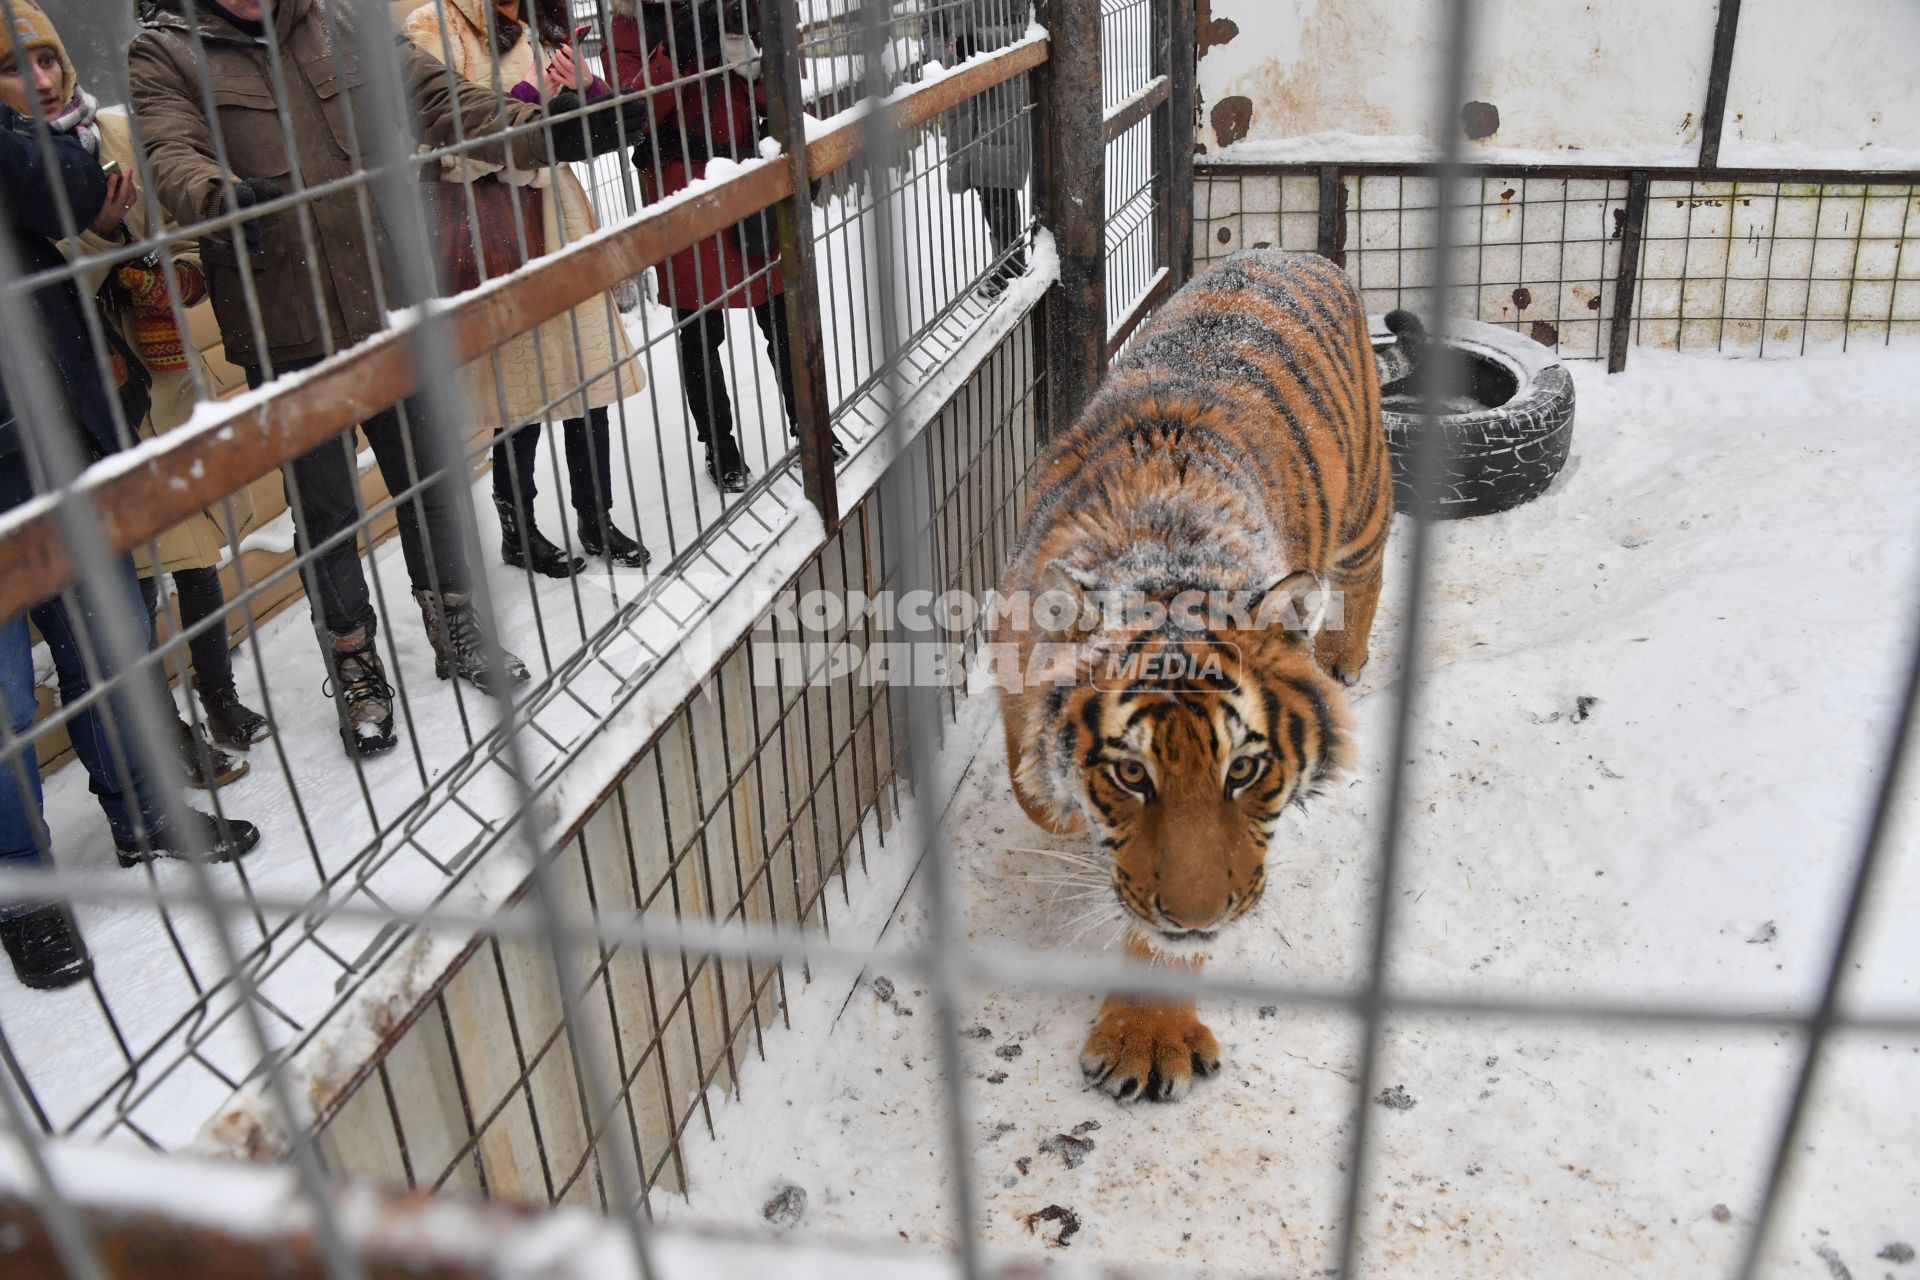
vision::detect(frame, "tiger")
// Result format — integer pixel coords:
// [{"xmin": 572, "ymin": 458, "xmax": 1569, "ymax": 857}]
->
[{"xmin": 992, "ymin": 248, "xmax": 1395, "ymax": 1103}]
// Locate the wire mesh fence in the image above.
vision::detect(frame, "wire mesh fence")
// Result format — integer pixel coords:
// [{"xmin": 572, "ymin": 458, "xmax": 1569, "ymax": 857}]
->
[
  {"xmin": 1195, "ymin": 165, "xmax": 1920, "ymax": 362},
  {"xmin": 0, "ymin": 0, "xmax": 1915, "ymax": 1277}
]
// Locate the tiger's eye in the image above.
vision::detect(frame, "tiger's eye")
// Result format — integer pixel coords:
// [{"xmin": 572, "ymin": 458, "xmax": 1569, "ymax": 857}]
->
[
  {"xmin": 1228, "ymin": 756, "xmax": 1259, "ymax": 784},
  {"xmin": 1116, "ymin": 760, "xmax": 1148, "ymax": 787}
]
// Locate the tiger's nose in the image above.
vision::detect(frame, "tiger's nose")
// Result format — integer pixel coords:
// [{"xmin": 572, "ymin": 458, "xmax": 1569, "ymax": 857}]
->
[{"xmin": 1152, "ymin": 892, "xmax": 1225, "ymax": 933}]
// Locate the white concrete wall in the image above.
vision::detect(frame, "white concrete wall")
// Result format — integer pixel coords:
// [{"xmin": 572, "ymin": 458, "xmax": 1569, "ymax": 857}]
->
[
  {"xmin": 1196, "ymin": 0, "xmax": 1920, "ymax": 170},
  {"xmin": 1719, "ymin": 0, "xmax": 1920, "ymax": 169}
]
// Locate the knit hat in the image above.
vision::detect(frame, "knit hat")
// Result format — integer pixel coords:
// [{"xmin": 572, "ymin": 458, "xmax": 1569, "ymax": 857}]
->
[{"xmin": 0, "ymin": 0, "xmax": 77, "ymax": 111}]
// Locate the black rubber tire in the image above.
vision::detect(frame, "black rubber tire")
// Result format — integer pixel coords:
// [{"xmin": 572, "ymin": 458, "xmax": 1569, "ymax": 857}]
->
[{"xmin": 1371, "ymin": 316, "xmax": 1576, "ymax": 520}]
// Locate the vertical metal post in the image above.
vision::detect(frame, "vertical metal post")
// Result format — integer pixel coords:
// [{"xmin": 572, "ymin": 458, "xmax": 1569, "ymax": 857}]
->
[
  {"xmin": 1607, "ymin": 172, "xmax": 1650, "ymax": 373},
  {"xmin": 761, "ymin": 0, "xmax": 841, "ymax": 531},
  {"xmin": 1697, "ymin": 0, "xmax": 1743, "ymax": 169},
  {"xmin": 1316, "ymin": 163, "xmax": 1345, "ymax": 264},
  {"xmin": 1032, "ymin": 0, "xmax": 1107, "ymax": 439},
  {"xmin": 1160, "ymin": 0, "xmax": 1197, "ymax": 291}
]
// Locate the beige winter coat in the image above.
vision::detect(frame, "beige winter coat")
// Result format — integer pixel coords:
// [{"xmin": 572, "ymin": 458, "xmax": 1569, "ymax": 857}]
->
[
  {"xmin": 403, "ymin": 0, "xmax": 640, "ymax": 428},
  {"xmin": 65, "ymin": 109, "xmax": 256, "ymax": 575}
]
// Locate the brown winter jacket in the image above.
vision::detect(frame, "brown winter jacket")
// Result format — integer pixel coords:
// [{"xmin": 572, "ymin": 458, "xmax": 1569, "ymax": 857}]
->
[{"xmin": 127, "ymin": 0, "xmax": 557, "ymax": 369}]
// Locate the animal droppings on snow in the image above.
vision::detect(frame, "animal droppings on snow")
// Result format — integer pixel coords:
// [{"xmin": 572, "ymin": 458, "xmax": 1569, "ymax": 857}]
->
[
  {"xmin": 1257, "ymin": 1005, "xmax": 1278, "ymax": 1019},
  {"xmin": 1038, "ymin": 1133, "xmax": 1095, "ymax": 1169},
  {"xmin": 1375, "ymin": 1085, "xmax": 1417, "ymax": 1111},
  {"xmin": 871, "ymin": 976, "xmax": 895, "ymax": 1002},
  {"xmin": 760, "ymin": 1184, "xmax": 806, "ymax": 1229},
  {"xmin": 1880, "ymin": 1242, "xmax": 1916, "ymax": 1264},
  {"xmin": 1571, "ymin": 695, "xmax": 1599, "ymax": 721},
  {"xmin": 986, "ymin": 1071, "xmax": 1008, "ymax": 1084},
  {"xmin": 1711, "ymin": 1203, "xmax": 1732, "ymax": 1223},
  {"xmin": 1023, "ymin": 1204, "xmax": 1081, "ymax": 1248},
  {"xmin": 1813, "ymin": 1243, "xmax": 1854, "ymax": 1280},
  {"xmin": 963, "ymin": 1025, "xmax": 993, "ymax": 1040},
  {"xmin": 996, "ymin": 1043, "xmax": 1024, "ymax": 1060},
  {"xmin": 1070, "ymin": 1120, "xmax": 1101, "ymax": 1135}
]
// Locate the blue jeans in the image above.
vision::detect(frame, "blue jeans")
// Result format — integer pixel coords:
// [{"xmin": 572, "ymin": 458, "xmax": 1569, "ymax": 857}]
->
[{"xmin": 0, "ymin": 555, "xmax": 170, "ymax": 920}]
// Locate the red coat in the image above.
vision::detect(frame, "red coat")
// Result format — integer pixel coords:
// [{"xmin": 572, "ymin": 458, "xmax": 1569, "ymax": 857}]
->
[{"xmin": 604, "ymin": 9, "xmax": 783, "ymax": 311}]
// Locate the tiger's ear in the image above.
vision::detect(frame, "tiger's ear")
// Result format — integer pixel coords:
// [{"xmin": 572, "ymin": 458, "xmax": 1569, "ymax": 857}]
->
[
  {"xmin": 1250, "ymin": 570, "xmax": 1329, "ymax": 641},
  {"xmin": 1038, "ymin": 560, "xmax": 1099, "ymax": 637}
]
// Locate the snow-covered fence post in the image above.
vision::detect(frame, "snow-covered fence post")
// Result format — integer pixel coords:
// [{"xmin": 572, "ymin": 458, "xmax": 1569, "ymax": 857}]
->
[
  {"xmin": 1032, "ymin": 0, "xmax": 1108, "ymax": 441},
  {"xmin": 760, "ymin": 0, "xmax": 842, "ymax": 532}
]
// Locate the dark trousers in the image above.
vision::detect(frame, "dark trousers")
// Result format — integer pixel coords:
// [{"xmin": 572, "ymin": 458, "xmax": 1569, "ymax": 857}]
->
[
  {"xmin": 2, "ymin": 460, "xmax": 170, "ymax": 903},
  {"xmin": 671, "ymin": 299, "xmax": 799, "ymax": 449},
  {"xmin": 245, "ymin": 359, "xmax": 470, "ymax": 636},
  {"xmin": 492, "ymin": 405, "xmax": 616, "ymax": 523},
  {"xmin": 138, "ymin": 566, "xmax": 234, "ymax": 705},
  {"xmin": 980, "ymin": 187, "xmax": 1027, "ymax": 272}
]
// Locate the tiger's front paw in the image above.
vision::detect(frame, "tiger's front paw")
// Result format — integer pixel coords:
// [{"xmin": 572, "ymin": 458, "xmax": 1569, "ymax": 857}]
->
[{"xmin": 1080, "ymin": 1000, "xmax": 1222, "ymax": 1103}]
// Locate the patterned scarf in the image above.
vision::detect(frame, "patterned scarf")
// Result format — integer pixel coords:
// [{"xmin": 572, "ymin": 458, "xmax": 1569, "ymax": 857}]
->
[{"xmin": 47, "ymin": 87, "xmax": 100, "ymax": 155}]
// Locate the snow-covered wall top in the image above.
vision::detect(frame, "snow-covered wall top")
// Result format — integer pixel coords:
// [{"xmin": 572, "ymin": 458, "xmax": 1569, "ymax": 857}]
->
[{"xmin": 1196, "ymin": 0, "xmax": 1920, "ymax": 170}]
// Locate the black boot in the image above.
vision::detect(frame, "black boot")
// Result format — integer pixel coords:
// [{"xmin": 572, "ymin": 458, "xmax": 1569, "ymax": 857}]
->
[
  {"xmin": 705, "ymin": 437, "xmax": 750, "ymax": 494},
  {"xmin": 325, "ymin": 621, "xmax": 398, "ymax": 757},
  {"xmin": 171, "ymin": 715, "xmax": 249, "ymax": 790},
  {"xmin": 497, "ymin": 498, "xmax": 584, "ymax": 579},
  {"xmin": 794, "ymin": 430, "xmax": 848, "ymax": 462},
  {"xmin": 414, "ymin": 588, "xmax": 532, "ymax": 695},
  {"xmin": 577, "ymin": 512, "xmax": 651, "ymax": 569},
  {"xmin": 0, "ymin": 905, "xmax": 92, "ymax": 990},
  {"xmin": 113, "ymin": 807, "xmax": 262, "ymax": 868},
  {"xmin": 199, "ymin": 683, "xmax": 270, "ymax": 748}
]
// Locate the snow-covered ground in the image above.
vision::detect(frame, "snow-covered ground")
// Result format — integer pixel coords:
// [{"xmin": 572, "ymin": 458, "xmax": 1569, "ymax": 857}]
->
[{"xmin": 653, "ymin": 345, "xmax": 1920, "ymax": 1277}]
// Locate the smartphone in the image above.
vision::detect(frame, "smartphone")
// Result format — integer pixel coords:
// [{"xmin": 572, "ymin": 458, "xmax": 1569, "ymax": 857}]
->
[
  {"xmin": 101, "ymin": 159, "xmax": 122, "ymax": 179},
  {"xmin": 573, "ymin": 21, "xmax": 595, "ymax": 47}
]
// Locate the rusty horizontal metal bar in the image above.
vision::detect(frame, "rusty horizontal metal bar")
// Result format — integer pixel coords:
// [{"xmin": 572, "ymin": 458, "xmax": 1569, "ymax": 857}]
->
[
  {"xmin": 1195, "ymin": 158, "xmax": 1920, "ymax": 186},
  {"xmin": 1102, "ymin": 73, "xmax": 1170, "ymax": 145},
  {"xmin": 0, "ymin": 36, "xmax": 1051, "ymax": 624},
  {"xmin": 803, "ymin": 33, "xmax": 1050, "ymax": 179},
  {"xmin": 1105, "ymin": 266, "xmax": 1172, "ymax": 359}
]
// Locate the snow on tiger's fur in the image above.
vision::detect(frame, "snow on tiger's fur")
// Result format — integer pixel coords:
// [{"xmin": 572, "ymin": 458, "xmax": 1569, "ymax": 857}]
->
[{"xmin": 991, "ymin": 249, "xmax": 1393, "ymax": 1103}]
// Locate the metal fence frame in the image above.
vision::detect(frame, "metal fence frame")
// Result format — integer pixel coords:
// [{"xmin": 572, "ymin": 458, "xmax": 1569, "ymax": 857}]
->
[{"xmin": 1, "ymin": 3, "xmax": 1916, "ymax": 1280}]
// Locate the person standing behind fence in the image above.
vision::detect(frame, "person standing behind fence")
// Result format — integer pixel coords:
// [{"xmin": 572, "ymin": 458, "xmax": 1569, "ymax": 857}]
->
[
  {"xmin": 57, "ymin": 102, "xmax": 267, "ymax": 790},
  {"xmin": 1, "ymin": 1, "xmax": 261, "ymax": 992},
  {"xmin": 403, "ymin": 0, "xmax": 650, "ymax": 577},
  {"xmin": 604, "ymin": 0, "xmax": 843, "ymax": 497},
  {"xmin": 128, "ymin": 0, "xmax": 641, "ymax": 756},
  {"xmin": 921, "ymin": 0, "xmax": 1031, "ymax": 297}
]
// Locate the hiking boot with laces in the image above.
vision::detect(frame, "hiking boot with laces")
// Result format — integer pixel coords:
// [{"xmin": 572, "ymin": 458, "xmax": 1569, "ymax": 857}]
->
[
  {"xmin": 172, "ymin": 715, "xmax": 249, "ymax": 789},
  {"xmin": 0, "ymin": 905, "xmax": 92, "ymax": 991},
  {"xmin": 113, "ymin": 807, "xmax": 262, "ymax": 868},
  {"xmin": 325, "ymin": 622, "xmax": 398, "ymax": 756},
  {"xmin": 199, "ymin": 683, "xmax": 270, "ymax": 748},
  {"xmin": 414, "ymin": 588, "xmax": 531, "ymax": 695}
]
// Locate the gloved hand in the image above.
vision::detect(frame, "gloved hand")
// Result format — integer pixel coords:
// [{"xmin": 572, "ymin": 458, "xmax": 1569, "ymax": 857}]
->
[
  {"xmin": 719, "ymin": 30, "xmax": 761, "ymax": 80},
  {"xmin": 228, "ymin": 177, "xmax": 283, "ymax": 257},
  {"xmin": 543, "ymin": 91, "xmax": 652, "ymax": 163},
  {"xmin": 115, "ymin": 258, "xmax": 206, "ymax": 309}
]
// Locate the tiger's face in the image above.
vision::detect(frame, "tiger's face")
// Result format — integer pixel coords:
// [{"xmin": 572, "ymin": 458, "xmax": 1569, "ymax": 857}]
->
[{"xmin": 1019, "ymin": 572, "xmax": 1352, "ymax": 947}]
